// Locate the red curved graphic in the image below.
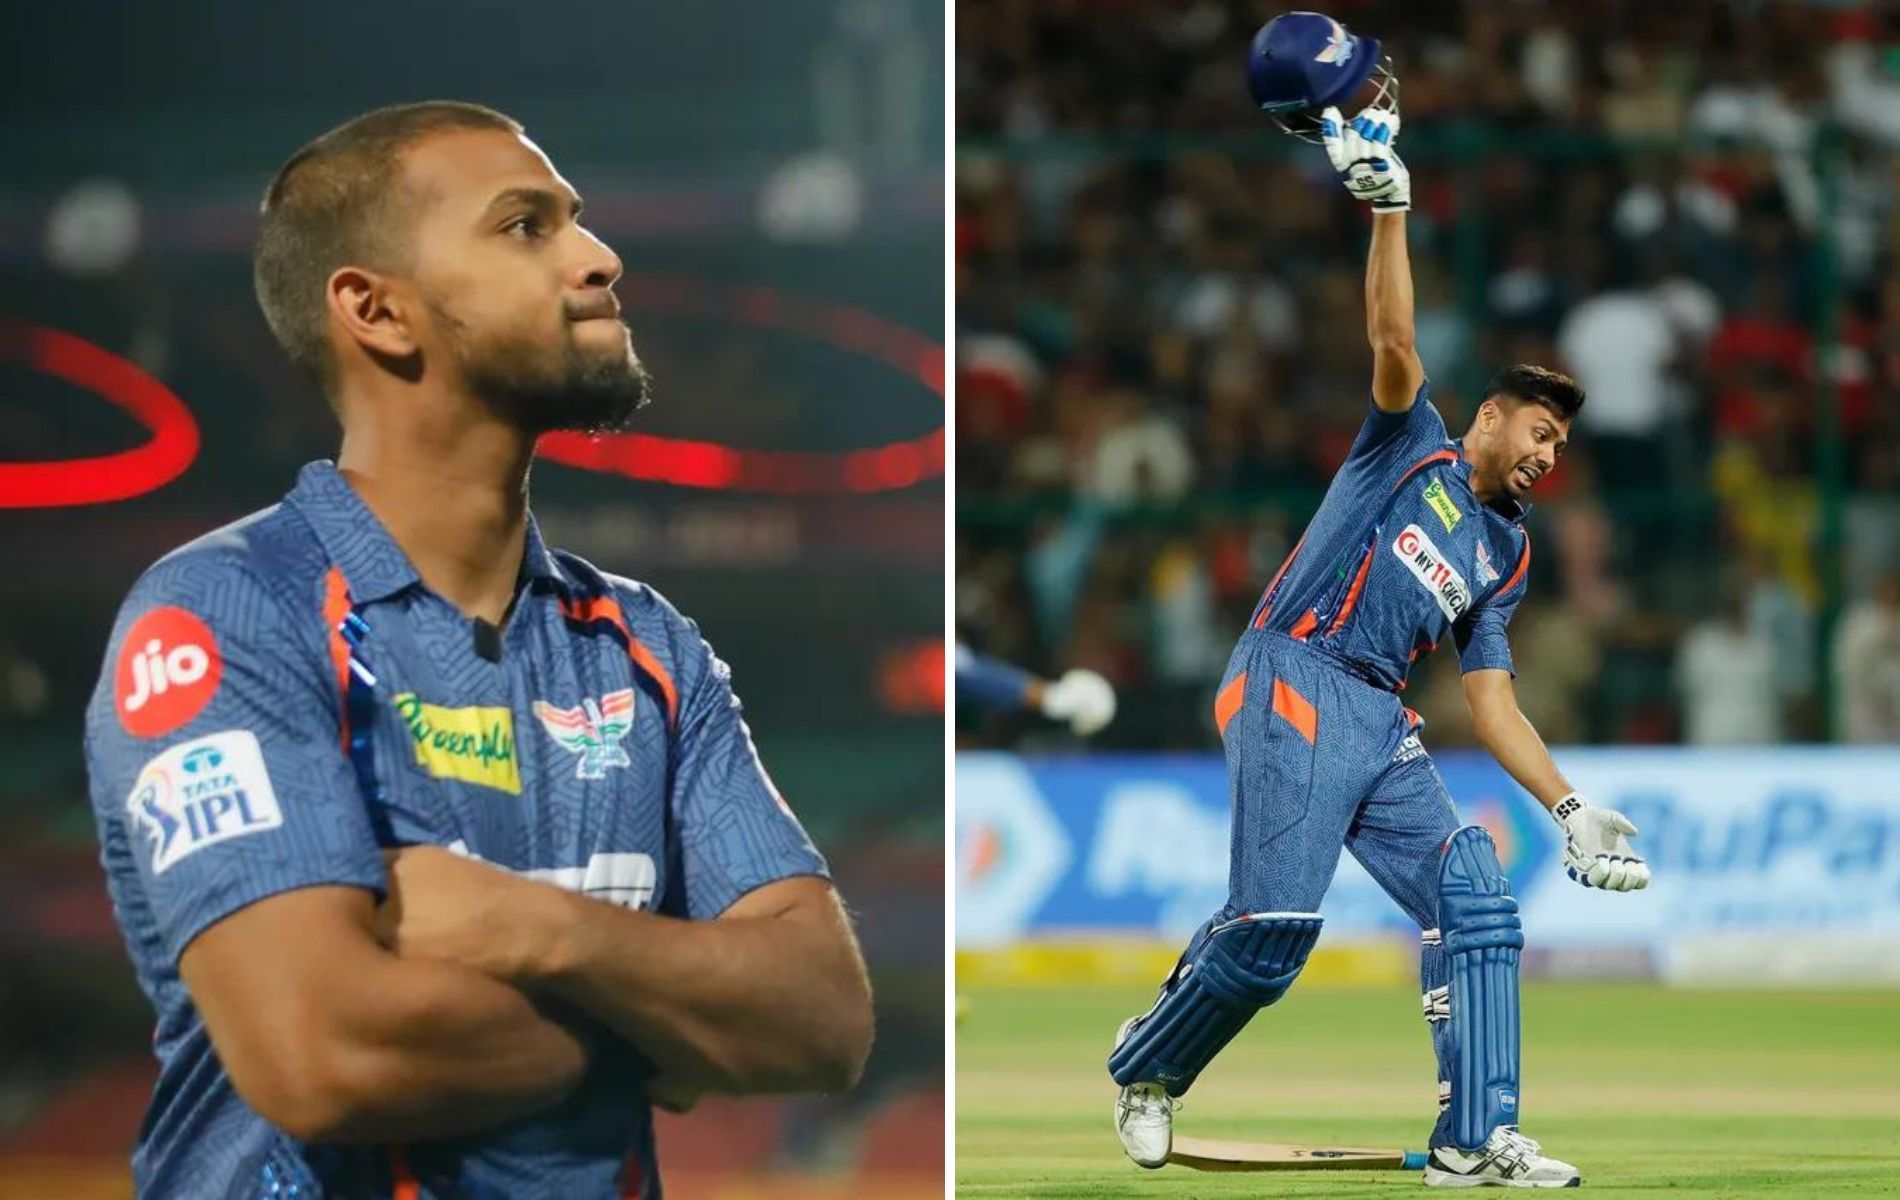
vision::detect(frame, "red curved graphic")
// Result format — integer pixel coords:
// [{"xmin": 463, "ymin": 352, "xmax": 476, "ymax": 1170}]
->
[
  {"xmin": 538, "ymin": 277, "xmax": 943, "ymax": 494},
  {"xmin": 0, "ymin": 321, "xmax": 200, "ymax": 508}
]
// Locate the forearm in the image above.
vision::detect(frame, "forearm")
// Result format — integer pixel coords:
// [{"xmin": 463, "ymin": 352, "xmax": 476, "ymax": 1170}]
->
[
  {"xmin": 312, "ymin": 956, "xmax": 590, "ymax": 1142},
  {"xmin": 1472, "ymin": 703, "xmax": 1574, "ymax": 810},
  {"xmin": 184, "ymin": 885, "xmax": 590, "ymax": 1145},
  {"xmin": 528, "ymin": 882, "xmax": 872, "ymax": 1094},
  {"xmin": 1366, "ymin": 212, "xmax": 1415, "ymax": 349}
]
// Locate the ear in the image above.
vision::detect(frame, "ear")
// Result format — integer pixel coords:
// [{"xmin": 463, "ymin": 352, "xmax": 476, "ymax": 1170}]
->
[
  {"xmin": 1476, "ymin": 397, "xmax": 1500, "ymax": 432},
  {"xmin": 326, "ymin": 266, "xmax": 420, "ymax": 363}
]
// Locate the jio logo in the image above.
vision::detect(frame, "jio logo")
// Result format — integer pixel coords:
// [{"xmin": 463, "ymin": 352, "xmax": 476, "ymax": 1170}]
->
[
  {"xmin": 115, "ymin": 606, "xmax": 223, "ymax": 738},
  {"xmin": 126, "ymin": 638, "xmax": 212, "ymax": 713}
]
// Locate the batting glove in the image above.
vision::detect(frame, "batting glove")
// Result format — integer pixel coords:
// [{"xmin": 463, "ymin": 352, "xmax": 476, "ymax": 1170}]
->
[
  {"xmin": 1318, "ymin": 105, "xmax": 1410, "ymax": 212},
  {"xmin": 1552, "ymin": 793, "xmax": 1651, "ymax": 892},
  {"xmin": 1040, "ymin": 668, "xmax": 1117, "ymax": 736}
]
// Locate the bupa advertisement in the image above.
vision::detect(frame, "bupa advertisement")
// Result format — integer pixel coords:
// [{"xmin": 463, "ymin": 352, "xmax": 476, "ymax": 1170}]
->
[{"xmin": 956, "ymin": 749, "xmax": 1900, "ymax": 959}]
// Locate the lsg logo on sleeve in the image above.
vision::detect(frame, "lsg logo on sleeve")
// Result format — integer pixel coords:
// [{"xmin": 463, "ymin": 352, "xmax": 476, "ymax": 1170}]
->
[{"xmin": 126, "ymin": 730, "xmax": 283, "ymax": 874}]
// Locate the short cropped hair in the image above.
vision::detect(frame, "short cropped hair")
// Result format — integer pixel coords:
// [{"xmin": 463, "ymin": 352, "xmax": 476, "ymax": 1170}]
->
[
  {"xmin": 253, "ymin": 101, "xmax": 522, "ymax": 395},
  {"xmin": 1483, "ymin": 364, "xmax": 1585, "ymax": 422}
]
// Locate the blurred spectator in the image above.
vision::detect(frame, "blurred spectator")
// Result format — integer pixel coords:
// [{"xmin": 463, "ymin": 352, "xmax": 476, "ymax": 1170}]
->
[
  {"xmin": 1832, "ymin": 572, "xmax": 1900, "ymax": 744},
  {"xmin": 1675, "ymin": 579, "xmax": 1782, "ymax": 746},
  {"xmin": 957, "ymin": 0, "xmax": 1895, "ymax": 748}
]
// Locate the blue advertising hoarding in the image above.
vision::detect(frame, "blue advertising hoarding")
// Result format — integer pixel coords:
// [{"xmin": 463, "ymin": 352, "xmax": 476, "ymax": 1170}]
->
[{"xmin": 956, "ymin": 749, "xmax": 1900, "ymax": 967}]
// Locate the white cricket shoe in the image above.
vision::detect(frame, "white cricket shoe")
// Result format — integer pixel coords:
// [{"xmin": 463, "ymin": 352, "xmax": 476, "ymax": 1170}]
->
[
  {"xmin": 1423, "ymin": 1127, "xmax": 1580, "ymax": 1188},
  {"xmin": 1111, "ymin": 1017, "xmax": 1174, "ymax": 1169}
]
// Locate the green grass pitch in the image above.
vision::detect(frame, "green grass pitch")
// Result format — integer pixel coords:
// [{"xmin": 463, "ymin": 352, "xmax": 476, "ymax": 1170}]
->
[{"xmin": 956, "ymin": 980, "xmax": 1900, "ymax": 1196}]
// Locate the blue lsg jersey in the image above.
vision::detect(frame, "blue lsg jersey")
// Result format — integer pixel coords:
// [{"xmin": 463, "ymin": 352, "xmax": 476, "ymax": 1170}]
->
[
  {"xmin": 1247, "ymin": 382, "xmax": 1533, "ymax": 691},
  {"xmin": 83, "ymin": 461, "xmax": 828, "ymax": 1200}
]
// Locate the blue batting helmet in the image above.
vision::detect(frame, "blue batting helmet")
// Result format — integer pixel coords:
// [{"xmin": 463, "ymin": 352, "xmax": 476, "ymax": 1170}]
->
[{"xmin": 1246, "ymin": 12, "xmax": 1395, "ymax": 143}]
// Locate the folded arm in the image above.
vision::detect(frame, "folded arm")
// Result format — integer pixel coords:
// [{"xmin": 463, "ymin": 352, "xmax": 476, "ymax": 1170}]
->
[
  {"xmin": 380, "ymin": 850, "xmax": 872, "ymax": 1095},
  {"xmin": 181, "ymin": 885, "xmax": 588, "ymax": 1143},
  {"xmin": 538, "ymin": 874, "xmax": 872, "ymax": 1093}
]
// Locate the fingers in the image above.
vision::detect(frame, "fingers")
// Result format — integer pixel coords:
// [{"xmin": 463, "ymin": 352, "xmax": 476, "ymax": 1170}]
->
[
  {"xmin": 1568, "ymin": 840, "xmax": 1652, "ymax": 891},
  {"xmin": 1319, "ymin": 106, "xmax": 1348, "ymax": 170},
  {"xmin": 1358, "ymin": 106, "xmax": 1400, "ymax": 139},
  {"xmin": 1611, "ymin": 811, "xmax": 1639, "ymax": 837}
]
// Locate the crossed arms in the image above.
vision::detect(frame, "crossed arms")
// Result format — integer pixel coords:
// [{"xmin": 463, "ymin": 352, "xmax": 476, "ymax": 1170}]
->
[{"xmin": 181, "ymin": 857, "xmax": 873, "ymax": 1143}]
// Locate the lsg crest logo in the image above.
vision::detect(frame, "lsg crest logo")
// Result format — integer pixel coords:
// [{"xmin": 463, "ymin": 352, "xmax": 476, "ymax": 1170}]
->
[{"xmin": 127, "ymin": 731, "xmax": 283, "ymax": 874}]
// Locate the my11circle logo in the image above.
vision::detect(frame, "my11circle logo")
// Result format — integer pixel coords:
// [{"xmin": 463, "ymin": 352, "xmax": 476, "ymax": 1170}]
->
[{"xmin": 116, "ymin": 606, "xmax": 223, "ymax": 737}]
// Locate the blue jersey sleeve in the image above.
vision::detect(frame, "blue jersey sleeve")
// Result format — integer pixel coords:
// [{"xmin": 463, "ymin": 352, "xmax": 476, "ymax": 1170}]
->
[
  {"xmin": 953, "ymin": 642, "xmax": 1036, "ymax": 710},
  {"xmin": 1346, "ymin": 380, "xmax": 1447, "ymax": 469},
  {"xmin": 83, "ymin": 549, "xmax": 386, "ymax": 964},
  {"xmin": 668, "ymin": 621, "xmax": 829, "ymax": 920},
  {"xmin": 1454, "ymin": 534, "xmax": 1532, "ymax": 676}
]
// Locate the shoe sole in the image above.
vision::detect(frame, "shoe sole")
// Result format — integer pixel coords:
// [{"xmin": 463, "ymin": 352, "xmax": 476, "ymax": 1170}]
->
[{"xmin": 1422, "ymin": 1167, "xmax": 1582, "ymax": 1188}]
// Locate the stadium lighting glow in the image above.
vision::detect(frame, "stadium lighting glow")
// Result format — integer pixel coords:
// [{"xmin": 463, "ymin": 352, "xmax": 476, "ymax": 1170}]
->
[
  {"xmin": 538, "ymin": 278, "xmax": 943, "ymax": 494},
  {"xmin": 0, "ymin": 321, "xmax": 200, "ymax": 508}
]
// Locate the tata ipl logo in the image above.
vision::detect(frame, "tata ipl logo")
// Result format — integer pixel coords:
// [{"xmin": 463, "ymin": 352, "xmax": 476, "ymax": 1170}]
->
[{"xmin": 125, "ymin": 731, "xmax": 284, "ymax": 874}]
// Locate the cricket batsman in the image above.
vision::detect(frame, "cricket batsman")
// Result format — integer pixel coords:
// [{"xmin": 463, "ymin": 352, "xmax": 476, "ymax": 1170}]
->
[
  {"xmin": 1107, "ymin": 13, "xmax": 1650, "ymax": 1188},
  {"xmin": 84, "ymin": 102, "xmax": 873, "ymax": 1199}
]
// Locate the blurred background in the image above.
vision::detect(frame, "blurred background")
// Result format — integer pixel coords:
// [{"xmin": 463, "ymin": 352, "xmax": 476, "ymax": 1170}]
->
[
  {"xmin": 954, "ymin": 1, "xmax": 1900, "ymax": 1191},
  {"xmin": 0, "ymin": 3, "xmax": 943, "ymax": 1197}
]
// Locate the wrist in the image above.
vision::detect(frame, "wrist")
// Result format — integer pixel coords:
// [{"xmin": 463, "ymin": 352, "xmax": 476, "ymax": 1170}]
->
[
  {"xmin": 1550, "ymin": 791, "xmax": 1586, "ymax": 826},
  {"xmin": 514, "ymin": 883, "xmax": 587, "ymax": 983}
]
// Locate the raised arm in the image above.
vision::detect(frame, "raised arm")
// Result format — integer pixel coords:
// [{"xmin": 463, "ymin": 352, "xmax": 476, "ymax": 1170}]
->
[
  {"xmin": 182, "ymin": 886, "xmax": 588, "ymax": 1142},
  {"xmin": 1367, "ymin": 212, "xmax": 1425, "ymax": 413},
  {"xmin": 1319, "ymin": 105, "xmax": 1424, "ymax": 413}
]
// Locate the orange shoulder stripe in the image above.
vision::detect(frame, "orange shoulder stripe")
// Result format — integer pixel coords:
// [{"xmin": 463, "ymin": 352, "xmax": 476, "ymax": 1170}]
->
[
  {"xmin": 1390, "ymin": 449, "xmax": 1459, "ymax": 494},
  {"xmin": 1499, "ymin": 532, "xmax": 1532, "ymax": 597},
  {"xmin": 321, "ymin": 566, "xmax": 352, "ymax": 751},
  {"xmin": 559, "ymin": 592, "xmax": 680, "ymax": 730}
]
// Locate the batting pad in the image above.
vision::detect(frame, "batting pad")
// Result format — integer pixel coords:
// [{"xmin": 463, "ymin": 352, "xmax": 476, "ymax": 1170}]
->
[
  {"xmin": 1439, "ymin": 825, "xmax": 1525, "ymax": 1151},
  {"xmin": 1108, "ymin": 912, "xmax": 1322, "ymax": 1095}
]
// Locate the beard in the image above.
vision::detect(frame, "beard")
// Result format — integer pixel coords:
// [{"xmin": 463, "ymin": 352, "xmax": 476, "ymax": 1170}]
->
[{"xmin": 432, "ymin": 299, "xmax": 652, "ymax": 436}]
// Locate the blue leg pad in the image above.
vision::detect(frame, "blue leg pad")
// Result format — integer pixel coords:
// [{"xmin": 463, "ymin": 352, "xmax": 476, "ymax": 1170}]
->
[
  {"xmin": 1107, "ymin": 912, "xmax": 1321, "ymax": 1095},
  {"xmin": 1440, "ymin": 826, "xmax": 1525, "ymax": 1151}
]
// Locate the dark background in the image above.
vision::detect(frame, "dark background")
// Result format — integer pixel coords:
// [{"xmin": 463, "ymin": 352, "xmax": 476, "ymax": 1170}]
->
[{"xmin": 0, "ymin": 2, "xmax": 945, "ymax": 1196}]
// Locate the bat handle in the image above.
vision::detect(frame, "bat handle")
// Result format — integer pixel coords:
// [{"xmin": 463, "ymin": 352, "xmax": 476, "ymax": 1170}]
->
[{"xmin": 1400, "ymin": 1150, "xmax": 1430, "ymax": 1171}]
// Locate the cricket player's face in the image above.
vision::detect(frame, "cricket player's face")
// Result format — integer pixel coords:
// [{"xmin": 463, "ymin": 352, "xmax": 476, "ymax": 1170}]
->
[
  {"xmin": 401, "ymin": 128, "xmax": 650, "ymax": 434},
  {"xmin": 1486, "ymin": 400, "xmax": 1568, "ymax": 499}
]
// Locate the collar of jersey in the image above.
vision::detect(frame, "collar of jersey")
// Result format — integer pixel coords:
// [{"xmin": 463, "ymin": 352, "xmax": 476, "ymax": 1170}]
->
[
  {"xmin": 286, "ymin": 460, "xmax": 568, "ymax": 602},
  {"xmin": 1444, "ymin": 440, "xmax": 1531, "ymax": 525}
]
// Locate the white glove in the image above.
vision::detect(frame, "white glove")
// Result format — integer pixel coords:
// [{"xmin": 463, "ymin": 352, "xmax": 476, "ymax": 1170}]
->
[
  {"xmin": 1318, "ymin": 105, "xmax": 1411, "ymax": 212},
  {"xmin": 1040, "ymin": 668, "xmax": 1117, "ymax": 736},
  {"xmin": 1553, "ymin": 793, "xmax": 1650, "ymax": 892}
]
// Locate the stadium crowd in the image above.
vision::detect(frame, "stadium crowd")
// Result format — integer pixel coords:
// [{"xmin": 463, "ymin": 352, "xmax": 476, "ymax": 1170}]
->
[{"xmin": 956, "ymin": 0, "xmax": 1900, "ymax": 748}]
